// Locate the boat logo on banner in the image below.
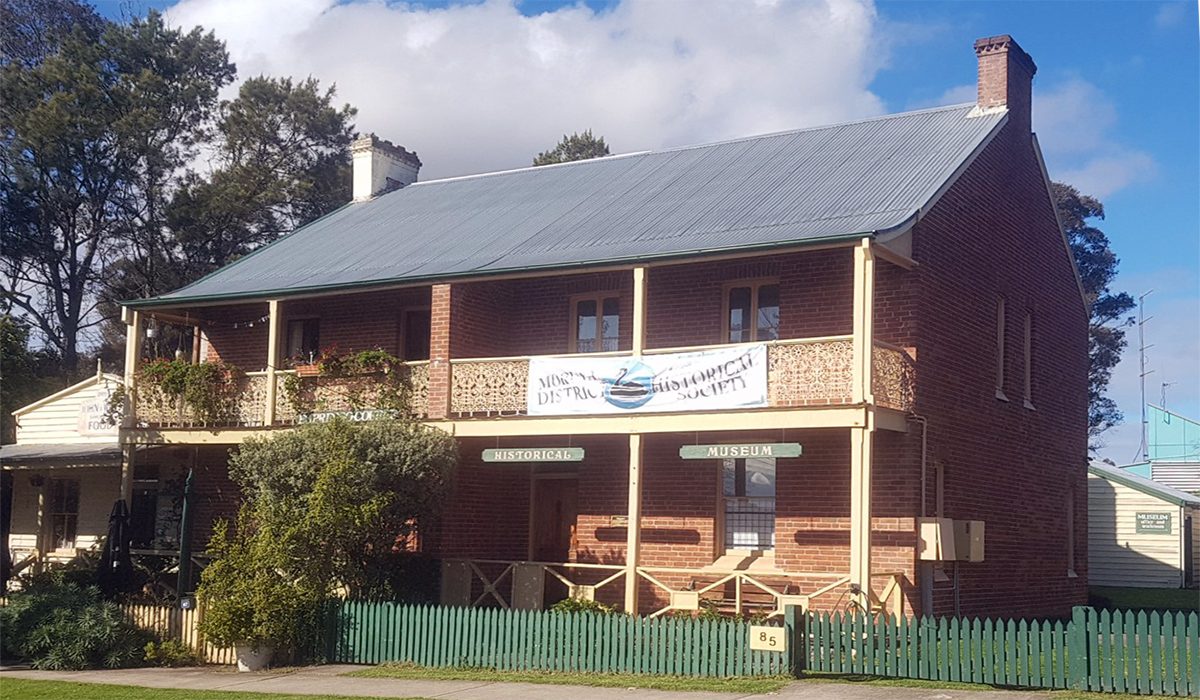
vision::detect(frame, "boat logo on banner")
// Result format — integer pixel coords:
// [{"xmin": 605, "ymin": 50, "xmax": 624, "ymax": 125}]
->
[
  {"xmin": 603, "ymin": 361, "xmax": 656, "ymax": 409},
  {"xmin": 528, "ymin": 344, "xmax": 767, "ymax": 416}
]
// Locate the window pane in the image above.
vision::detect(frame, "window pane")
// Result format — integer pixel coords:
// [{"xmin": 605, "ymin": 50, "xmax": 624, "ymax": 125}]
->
[
  {"xmin": 287, "ymin": 319, "xmax": 320, "ymax": 361},
  {"xmin": 575, "ymin": 299, "xmax": 598, "ymax": 353},
  {"xmin": 722, "ymin": 458, "xmax": 776, "ymax": 551},
  {"xmin": 756, "ymin": 285, "xmax": 780, "ymax": 341},
  {"xmin": 728, "ymin": 287, "xmax": 752, "ymax": 342},
  {"xmin": 601, "ymin": 297, "xmax": 620, "ymax": 352}
]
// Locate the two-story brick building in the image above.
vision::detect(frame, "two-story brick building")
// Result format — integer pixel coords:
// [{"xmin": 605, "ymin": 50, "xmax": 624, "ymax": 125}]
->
[{"xmin": 112, "ymin": 35, "xmax": 1088, "ymax": 619}]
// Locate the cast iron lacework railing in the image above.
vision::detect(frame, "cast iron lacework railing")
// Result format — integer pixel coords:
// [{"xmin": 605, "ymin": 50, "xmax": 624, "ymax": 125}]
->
[
  {"xmin": 448, "ymin": 336, "xmax": 915, "ymax": 418},
  {"xmin": 134, "ymin": 339, "xmax": 913, "ymax": 428}
]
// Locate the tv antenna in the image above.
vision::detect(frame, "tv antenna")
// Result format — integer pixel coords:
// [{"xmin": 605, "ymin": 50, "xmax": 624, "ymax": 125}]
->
[{"xmin": 1134, "ymin": 291, "xmax": 1154, "ymax": 463}]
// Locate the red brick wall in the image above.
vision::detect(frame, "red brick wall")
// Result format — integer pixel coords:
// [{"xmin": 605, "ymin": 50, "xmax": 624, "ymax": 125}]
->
[
  {"xmin": 283, "ymin": 288, "xmax": 429, "ymax": 358},
  {"xmin": 189, "ymin": 446, "xmax": 241, "ymax": 546},
  {"xmin": 646, "ymin": 250, "xmax": 854, "ymax": 348},
  {"xmin": 912, "ymin": 115, "xmax": 1090, "ymax": 619}
]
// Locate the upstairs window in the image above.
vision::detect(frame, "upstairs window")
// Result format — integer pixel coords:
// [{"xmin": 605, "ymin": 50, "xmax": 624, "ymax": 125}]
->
[
  {"xmin": 50, "ymin": 478, "xmax": 79, "ymax": 550},
  {"xmin": 401, "ymin": 309, "xmax": 431, "ymax": 361},
  {"xmin": 572, "ymin": 295, "xmax": 620, "ymax": 353},
  {"xmin": 995, "ymin": 296, "xmax": 1007, "ymax": 400},
  {"xmin": 287, "ymin": 318, "xmax": 320, "ymax": 363},
  {"xmin": 726, "ymin": 281, "xmax": 780, "ymax": 343}
]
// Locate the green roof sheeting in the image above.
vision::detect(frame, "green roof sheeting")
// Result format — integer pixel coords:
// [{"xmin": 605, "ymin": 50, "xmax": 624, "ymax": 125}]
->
[
  {"xmin": 1090, "ymin": 461, "xmax": 1200, "ymax": 508},
  {"xmin": 134, "ymin": 104, "xmax": 1006, "ymax": 307}
]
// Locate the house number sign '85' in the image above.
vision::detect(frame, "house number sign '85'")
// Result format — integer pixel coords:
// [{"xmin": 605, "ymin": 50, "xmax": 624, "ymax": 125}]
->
[{"xmin": 749, "ymin": 625, "xmax": 787, "ymax": 652}]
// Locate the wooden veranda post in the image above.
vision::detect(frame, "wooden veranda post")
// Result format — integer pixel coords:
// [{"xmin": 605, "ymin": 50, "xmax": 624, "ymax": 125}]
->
[
  {"xmin": 849, "ymin": 238, "xmax": 875, "ymax": 609},
  {"xmin": 624, "ymin": 433, "xmax": 644, "ymax": 614},
  {"xmin": 120, "ymin": 307, "xmax": 142, "ymax": 503},
  {"xmin": 263, "ymin": 299, "xmax": 283, "ymax": 425},
  {"xmin": 624, "ymin": 266, "xmax": 649, "ymax": 614}
]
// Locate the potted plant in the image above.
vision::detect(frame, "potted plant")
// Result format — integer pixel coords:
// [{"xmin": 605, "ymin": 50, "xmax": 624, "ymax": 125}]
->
[{"xmin": 197, "ymin": 513, "xmax": 320, "ymax": 672}]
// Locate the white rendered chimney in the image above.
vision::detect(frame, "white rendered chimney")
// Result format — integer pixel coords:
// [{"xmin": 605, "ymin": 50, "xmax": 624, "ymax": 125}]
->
[{"xmin": 351, "ymin": 134, "xmax": 422, "ymax": 201}]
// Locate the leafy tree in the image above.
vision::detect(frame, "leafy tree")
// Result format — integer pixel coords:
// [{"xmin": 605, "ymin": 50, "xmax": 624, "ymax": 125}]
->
[
  {"xmin": 533, "ymin": 129, "xmax": 610, "ymax": 166},
  {"xmin": 0, "ymin": 9, "xmax": 234, "ymax": 374},
  {"xmin": 165, "ymin": 76, "xmax": 356, "ymax": 279},
  {"xmin": 225, "ymin": 418, "xmax": 457, "ymax": 597},
  {"xmin": 1053, "ymin": 182, "xmax": 1135, "ymax": 441},
  {"xmin": 0, "ymin": 0, "xmax": 105, "ymax": 67},
  {"xmin": 0, "ymin": 314, "xmax": 62, "ymax": 443}
]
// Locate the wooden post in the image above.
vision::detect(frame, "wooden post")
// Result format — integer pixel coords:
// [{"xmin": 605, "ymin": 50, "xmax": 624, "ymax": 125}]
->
[
  {"xmin": 33, "ymin": 476, "xmax": 47, "ymax": 572},
  {"xmin": 849, "ymin": 424, "xmax": 874, "ymax": 610},
  {"xmin": 263, "ymin": 300, "xmax": 282, "ymax": 426},
  {"xmin": 851, "ymin": 238, "xmax": 875, "ymax": 404},
  {"xmin": 632, "ymin": 266, "xmax": 647, "ymax": 356},
  {"xmin": 624, "ymin": 432, "xmax": 644, "ymax": 614},
  {"xmin": 120, "ymin": 308, "xmax": 142, "ymax": 504}
]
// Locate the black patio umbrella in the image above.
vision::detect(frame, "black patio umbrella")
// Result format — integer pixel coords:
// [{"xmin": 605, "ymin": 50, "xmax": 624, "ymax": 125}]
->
[{"xmin": 97, "ymin": 499, "xmax": 135, "ymax": 597}]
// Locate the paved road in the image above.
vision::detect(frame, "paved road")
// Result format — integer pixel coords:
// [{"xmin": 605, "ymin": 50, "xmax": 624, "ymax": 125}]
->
[{"xmin": 1, "ymin": 664, "xmax": 1054, "ymax": 699}]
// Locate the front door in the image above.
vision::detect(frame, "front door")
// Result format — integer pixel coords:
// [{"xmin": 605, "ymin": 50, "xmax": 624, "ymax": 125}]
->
[{"xmin": 531, "ymin": 476, "xmax": 578, "ymax": 562}]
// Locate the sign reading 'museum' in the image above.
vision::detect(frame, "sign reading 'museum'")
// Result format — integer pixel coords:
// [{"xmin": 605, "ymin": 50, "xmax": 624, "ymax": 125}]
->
[
  {"xmin": 482, "ymin": 447, "xmax": 586, "ymax": 463},
  {"xmin": 528, "ymin": 345, "xmax": 767, "ymax": 416},
  {"xmin": 1135, "ymin": 512, "xmax": 1173, "ymax": 534},
  {"xmin": 679, "ymin": 443, "xmax": 802, "ymax": 460}
]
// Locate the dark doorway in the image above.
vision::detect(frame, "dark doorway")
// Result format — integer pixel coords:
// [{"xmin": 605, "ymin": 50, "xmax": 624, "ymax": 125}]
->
[
  {"xmin": 402, "ymin": 309, "xmax": 431, "ymax": 361},
  {"xmin": 531, "ymin": 476, "xmax": 578, "ymax": 562}
]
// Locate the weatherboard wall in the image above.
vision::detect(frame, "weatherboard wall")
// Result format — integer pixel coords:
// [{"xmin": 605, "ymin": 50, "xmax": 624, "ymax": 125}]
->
[{"xmin": 1087, "ymin": 472, "xmax": 1188, "ymax": 588}]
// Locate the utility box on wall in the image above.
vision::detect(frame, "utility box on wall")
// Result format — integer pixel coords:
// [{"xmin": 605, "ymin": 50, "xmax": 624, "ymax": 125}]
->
[
  {"xmin": 918, "ymin": 518, "xmax": 957, "ymax": 561},
  {"xmin": 953, "ymin": 520, "xmax": 986, "ymax": 562},
  {"xmin": 919, "ymin": 518, "xmax": 985, "ymax": 562}
]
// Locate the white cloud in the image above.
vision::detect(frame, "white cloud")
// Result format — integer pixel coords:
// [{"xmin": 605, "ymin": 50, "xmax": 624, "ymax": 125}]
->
[
  {"xmin": 1034, "ymin": 78, "xmax": 1156, "ymax": 199},
  {"xmin": 164, "ymin": 0, "xmax": 888, "ymax": 179},
  {"xmin": 1154, "ymin": 2, "xmax": 1188, "ymax": 29}
]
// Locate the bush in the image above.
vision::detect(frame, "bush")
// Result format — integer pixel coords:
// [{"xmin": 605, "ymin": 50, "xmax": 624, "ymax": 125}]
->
[
  {"xmin": 550, "ymin": 597, "xmax": 618, "ymax": 615},
  {"xmin": 197, "ymin": 514, "xmax": 324, "ymax": 658},
  {"xmin": 144, "ymin": 640, "xmax": 200, "ymax": 667},
  {"xmin": 0, "ymin": 579, "xmax": 151, "ymax": 669}
]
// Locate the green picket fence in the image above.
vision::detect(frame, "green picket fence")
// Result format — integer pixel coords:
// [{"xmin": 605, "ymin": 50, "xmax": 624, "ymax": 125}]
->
[
  {"xmin": 326, "ymin": 600, "xmax": 789, "ymax": 677},
  {"xmin": 803, "ymin": 607, "xmax": 1200, "ymax": 696}
]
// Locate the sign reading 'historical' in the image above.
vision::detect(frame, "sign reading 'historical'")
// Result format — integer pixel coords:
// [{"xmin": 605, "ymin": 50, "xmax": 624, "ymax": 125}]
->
[
  {"xmin": 1135, "ymin": 512, "xmax": 1173, "ymax": 534},
  {"xmin": 527, "ymin": 344, "xmax": 768, "ymax": 416},
  {"xmin": 481, "ymin": 447, "xmax": 586, "ymax": 463},
  {"xmin": 679, "ymin": 443, "xmax": 802, "ymax": 460}
]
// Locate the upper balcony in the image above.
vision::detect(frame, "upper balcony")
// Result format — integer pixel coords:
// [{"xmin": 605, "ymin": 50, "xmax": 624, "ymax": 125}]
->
[{"xmin": 122, "ymin": 241, "xmax": 916, "ymax": 439}]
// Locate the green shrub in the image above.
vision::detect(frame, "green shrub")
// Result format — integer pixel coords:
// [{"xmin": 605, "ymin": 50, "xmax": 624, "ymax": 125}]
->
[
  {"xmin": 197, "ymin": 514, "xmax": 324, "ymax": 658},
  {"xmin": 550, "ymin": 597, "xmax": 618, "ymax": 615},
  {"xmin": 0, "ymin": 579, "xmax": 151, "ymax": 669},
  {"xmin": 144, "ymin": 640, "xmax": 201, "ymax": 667}
]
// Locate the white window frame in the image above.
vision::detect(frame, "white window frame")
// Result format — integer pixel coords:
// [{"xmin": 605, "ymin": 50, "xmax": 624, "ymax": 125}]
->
[{"xmin": 721, "ymin": 278, "xmax": 781, "ymax": 343}]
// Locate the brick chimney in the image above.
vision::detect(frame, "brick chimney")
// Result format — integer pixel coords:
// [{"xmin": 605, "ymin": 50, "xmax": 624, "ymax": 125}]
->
[
  {"xmin": 974, "ymin": 35, "xmax": 1036, "ymax": 130},
  {"xmin": 351, "ymin": 134, "xmax": 422, "ymax": 201}
]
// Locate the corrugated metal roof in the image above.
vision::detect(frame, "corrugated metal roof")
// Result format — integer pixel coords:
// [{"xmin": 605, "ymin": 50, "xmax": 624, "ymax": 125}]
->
[
  {"xmin": 139, "ymin": 104, "xmax": 1006, "ymax": 306},
  {"xmin": 1091, "ymin": 462, "xmax": 1200, "ymax": 507}
]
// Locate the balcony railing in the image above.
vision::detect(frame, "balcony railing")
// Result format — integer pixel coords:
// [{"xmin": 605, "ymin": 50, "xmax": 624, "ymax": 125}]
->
[{"xmin": 132, "ymin": 337, "xmax": 914, "ymax": 429}]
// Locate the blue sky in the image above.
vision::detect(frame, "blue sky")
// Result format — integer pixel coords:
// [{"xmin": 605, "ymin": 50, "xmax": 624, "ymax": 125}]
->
[{"xmin": 95, "ymin": 0, "xmax": 1198, "ymax": 463}]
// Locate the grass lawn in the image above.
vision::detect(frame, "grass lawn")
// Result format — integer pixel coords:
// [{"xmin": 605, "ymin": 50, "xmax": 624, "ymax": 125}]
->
[
  {"xmin": 347, "ymin": 663, "xmax": 792, "ymax": 693},
  {"xmin": 0, "ymin": 678, "xmax": 427, "ymax": 700},
  {"xmin": 1089, "ymin": 586, "xmax": 1200, "ymax": 612}
]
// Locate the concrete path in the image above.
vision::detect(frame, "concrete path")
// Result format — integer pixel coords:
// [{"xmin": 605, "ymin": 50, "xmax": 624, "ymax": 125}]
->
[{"xmin": 1, "ymin": 664, "xmax": 1055, "ymax": 700}]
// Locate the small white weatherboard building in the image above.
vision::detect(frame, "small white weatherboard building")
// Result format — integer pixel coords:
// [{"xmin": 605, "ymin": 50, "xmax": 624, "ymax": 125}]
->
[
  {"xmin": 1088, "ymin": 462, "xmax": 1199, "ymax": 589},
  {"xmin": 3, "ymin": 371, "xmax": 193, "ymax": 580}
]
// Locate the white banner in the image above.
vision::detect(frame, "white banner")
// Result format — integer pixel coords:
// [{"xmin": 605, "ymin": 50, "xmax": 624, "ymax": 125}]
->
[{"xmin": 527, "ymin": 344, "xmax": 767, "ymax": 416}]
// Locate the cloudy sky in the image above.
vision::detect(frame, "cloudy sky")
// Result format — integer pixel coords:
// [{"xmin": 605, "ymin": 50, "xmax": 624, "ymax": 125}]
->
[{"xmin": 98, "ymin": 0, "xmax": 1199, "ymax": 464}]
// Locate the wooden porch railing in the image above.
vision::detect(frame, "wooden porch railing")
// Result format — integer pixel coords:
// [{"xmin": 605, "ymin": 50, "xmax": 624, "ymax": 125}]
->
[{"xmin": 444, "ymin": 557, "xmax": 905, "ymax": 620}]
